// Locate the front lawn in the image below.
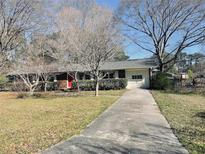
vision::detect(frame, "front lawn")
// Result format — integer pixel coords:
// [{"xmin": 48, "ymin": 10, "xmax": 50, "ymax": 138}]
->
[
  {"xmin": 152, "ymin": 91, "xmax": 205, "ymax": 154},
  {"xmin": 0, "ymin": 90, "xmax": 125, "ymax": 154}
]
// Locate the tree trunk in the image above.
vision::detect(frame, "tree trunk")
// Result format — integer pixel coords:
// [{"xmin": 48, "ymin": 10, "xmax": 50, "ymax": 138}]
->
[
  {"xmin": 74, "ymin": 72, "xmax": 80, "ymax": 92},
  {"xmin": 159, "ymin": 64, "xmax": 163, "ymax": 72},
  {"xmin": 76, "ymin": 80, "xmax": 80, "ymax": 92},
  {"xmin": 157, "ymin": 53, "xmax": 165, "ymax": 72},
  {"xmin": 95, "ymin": 77, "xmax": 99, "ymax": 97},
  {"xmin": 159, "ymin": 61, "xmax": 164, "ymax": 72},
  {"xmin": 29, "ymin": 87, "xmax": 34, "ymax": 96},
  {"xmin": 44, "ymin": 82, "xmax": 47, "ymax": 92}
]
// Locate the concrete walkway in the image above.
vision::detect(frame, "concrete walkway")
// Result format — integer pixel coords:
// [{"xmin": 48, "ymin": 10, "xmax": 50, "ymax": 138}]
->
[{"xmin": 43, "ymin": 88, "xmax": 188, "ymax": 154}]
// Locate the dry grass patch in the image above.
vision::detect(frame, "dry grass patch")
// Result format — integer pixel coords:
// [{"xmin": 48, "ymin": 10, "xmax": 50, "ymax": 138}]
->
[
  {"xmin": 0, "ymin": 90, "xmax": 125, "ymax": 154},
  {"xmin": 152, "ymin": 91, "xmax": 205, "ymax": 154}
]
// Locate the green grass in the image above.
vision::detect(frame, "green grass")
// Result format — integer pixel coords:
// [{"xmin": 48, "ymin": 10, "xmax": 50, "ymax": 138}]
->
[
  {"xmin": 0, "ymin": 90, "xmax": 125, "ymax": 154},
  {"xmin": 152, "ymin": 91, "xmax": 205, "ymax": 154}
]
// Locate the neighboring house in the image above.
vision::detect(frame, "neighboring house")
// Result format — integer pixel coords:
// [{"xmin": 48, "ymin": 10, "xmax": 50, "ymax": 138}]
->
[{"xmin": 9, "ymin": 59, "xmax": 156, "ymax": 90}]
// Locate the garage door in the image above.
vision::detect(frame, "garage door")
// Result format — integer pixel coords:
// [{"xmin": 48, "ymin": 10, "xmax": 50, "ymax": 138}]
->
[
  {"xmin": 127, "ymin": 75, "xmax": 144, "ymax": 89},
  {"xmin": 126, "ymin": 69, "xmax": 149, "ymax": 89}
]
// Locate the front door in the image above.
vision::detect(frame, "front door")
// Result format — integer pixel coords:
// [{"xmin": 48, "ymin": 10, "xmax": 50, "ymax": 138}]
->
[
  {"xmin": 68, "ymin": 79, "xmax": 72, "ymax": 89},
  {"xmin": 67, "ymin": 73, "xmax": 74, "ymax": 89}
]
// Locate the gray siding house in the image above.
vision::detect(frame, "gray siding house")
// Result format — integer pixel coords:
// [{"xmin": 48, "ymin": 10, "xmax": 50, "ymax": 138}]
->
[
  {"xmin": 53, "ymin": 59, "xmax": 156, "ymax": 89},
  {"xmin": 9, "ymin": 59, "xmax": 156, "ymax": 90}
]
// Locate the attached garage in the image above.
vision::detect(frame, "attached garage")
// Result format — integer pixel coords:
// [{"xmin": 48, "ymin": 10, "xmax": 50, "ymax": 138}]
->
[
  {"xmin": 100, "ymin": 59, "xmax": 155, "ymax": 89},
  {"xmin": 125, "ymin": 68, "xmax": 150, "ymax": 89}
]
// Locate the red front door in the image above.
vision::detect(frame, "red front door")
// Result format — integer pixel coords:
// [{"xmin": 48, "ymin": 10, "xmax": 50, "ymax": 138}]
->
[{"xmin": 68, "ymin": 79, "xmax": 72, "ymax": 89}]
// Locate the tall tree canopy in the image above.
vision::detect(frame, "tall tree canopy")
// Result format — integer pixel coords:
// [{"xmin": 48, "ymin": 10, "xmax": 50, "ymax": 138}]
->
[
  {"xmin": 0, "ymin": 0, "xmax": 42, "ymax": 73},
  {"xmin": 118, "ymin": 0, "xmax": 205, "ymax": 72},
  {"xmin": 48, "ymin": 1, "xmax": 123, "ymax": 96}
]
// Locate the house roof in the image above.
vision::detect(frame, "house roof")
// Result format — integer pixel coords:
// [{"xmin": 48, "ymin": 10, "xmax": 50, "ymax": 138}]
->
[
  {"xmin": 55, "ymin": 58, "xmax": 156, "ymax": 72},
  {"xmin": 8, "ymin": 58, "xmax": 157, "ymax": 75},
  {"xmin": 100, "ymin": 59, "xmax": 156, "ymax": 70}
]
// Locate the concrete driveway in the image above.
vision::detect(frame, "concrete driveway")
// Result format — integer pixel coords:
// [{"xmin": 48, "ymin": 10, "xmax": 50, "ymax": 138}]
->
[{"xmin": 42, "ymin": 88, "xmax": 188, "ymax": 154}]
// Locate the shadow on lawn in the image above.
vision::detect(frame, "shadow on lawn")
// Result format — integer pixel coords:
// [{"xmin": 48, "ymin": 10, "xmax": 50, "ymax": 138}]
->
[{"xmin": 195, "ymin": 112, "xmax": 205, "ymax": 119}]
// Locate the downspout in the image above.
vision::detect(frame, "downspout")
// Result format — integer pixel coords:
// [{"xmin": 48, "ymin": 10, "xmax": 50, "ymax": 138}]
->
[{"xmin": 149, "ymin": 67, "xmax": 152, "ymax": 89}]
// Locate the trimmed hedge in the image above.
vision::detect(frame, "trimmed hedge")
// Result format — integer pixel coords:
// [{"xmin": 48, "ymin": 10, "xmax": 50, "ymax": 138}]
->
[
  {"xmin": 72, "ymin": 79, "xmax": 128, "ymax": 91},
  {"xmin": 0, "ymin": 82, "xmax": 58, "ymax": 92},
  {"xmin": 0, "ymin": 83, "xmax": 16, "ymax": 91},
  {"xmin": 0, "ymin": 75, "xmax": 9, "ymax": 91},
  {"xmin": 38, "ymin": 82, "xmax": 58, "ymax": 91},
  {"xmin": 1, "ymin": 79, "xmax": 127, "ymax": 92}
]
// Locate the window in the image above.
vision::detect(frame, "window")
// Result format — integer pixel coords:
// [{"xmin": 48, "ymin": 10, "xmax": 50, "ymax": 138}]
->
[
  {"xmin": 118, "ymin": 70, "xmax": 125, "ymax": 78},
  {"xmin": 85, "ymin": 74, "xmax": 91, "ymax": 80},
  {"xmin": 56, "ymin": 73, "xmax": 67, "ymax": 80},
  {"xmin": 102, "ymin": 72, "xmax": 115, "ymax": 79},
  {"xmin": 109, "ymin": 72, "xmax": 114, "ymax": 78},
  {"xmin": 78, "ymin": 73, "xmax": 84, "ymax": 80},
  {"xmin": 103, "ymin": 72, "xmax": 109, "ymax": 79},
  {"xmin": 132, "ymin": 75, "xmax": 143, "ymax": 80}
]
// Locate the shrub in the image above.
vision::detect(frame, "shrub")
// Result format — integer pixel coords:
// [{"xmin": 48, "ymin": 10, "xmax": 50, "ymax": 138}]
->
[
  {"xmin": 72, "ymin": 79, "xmax": 127, "ymax": 91},
  {"xmin": 32, "ymin": 93, "xmax": 43, "ymax": 98},
  {"xmin": 188, "ymin": 69, "xmax": 194, "ymax": 79},
  {"xmin": 16, "ymin": 92, "xmax": 44, "ymax": 99},
  {"xmin": 5, "ymin": 82, "xmax": 58, "ymax": 92},
  {"xmin": 0, "ymin": 75, "xmax": 8, "ymax": 84},
  {"xmin": 12, "ymin": 82, "xmax": 28, "ymax": 92},
  {"xmin": 16, "ymin": 93, "xmax": 28, "ymax": 99},
  {"xmin": 0, "ymin": 75, "xmax": 9, "ymax": 91},
  {"xmin": 46, "ymin": 82, "xmax": 58, "ymax": 91},
  {"xmin": 37, "ymin": 82, "xmax": 58, "ymax": 91},
  {"xmin": 99, "ymin": 79, "xmax": 127, "ymax": 90},
  {"xmin": 152, "ymin": 72, "xmax": 173, "ymax": 90}
]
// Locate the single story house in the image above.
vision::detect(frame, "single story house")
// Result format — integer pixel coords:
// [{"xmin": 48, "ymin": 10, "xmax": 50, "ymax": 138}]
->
[
  {"xmin": 8, "ymin": 58, "xmax": 156, "ymax": 90},
  {"xmin": 53, "ymin": 58, "xmax": 156, "ymax": 89}
]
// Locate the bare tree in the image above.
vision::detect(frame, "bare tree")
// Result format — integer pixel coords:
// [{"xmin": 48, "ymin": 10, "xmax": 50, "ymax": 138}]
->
[
  {"xmin": 118, "ymin": 0, "xmax": 205, "ymax": 72},
  {"xmin": 15, "ymin": 43, "xmax": 43, "ymax": 95},
  {"xmin": 31, "ymin": 35, "xmax": 56, "ymax": 92},
  {"xmin": 48, "ymin": 2, "xmax": 122, "ymax": 96},
  {"xmin": 0, "ymin": 0, "xmax": 42, "ymax": 73},
  {"xmin": 55, "ymin": 7, "xmax": 86, "ymax": 92},
  {"xmin": 80, "ymin": 5, "xmax": 122, "ymax": 96},
  {"xmin": 47, "ymin": 5, "xmax": 89, "ymax": 92},
  {"xmin": 40, "ymin": 64, "xmax": 55, "ymax": 92}
]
